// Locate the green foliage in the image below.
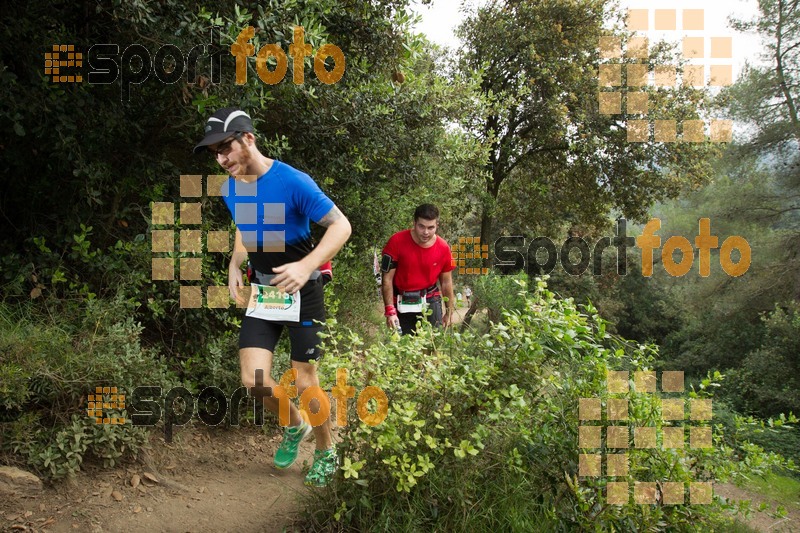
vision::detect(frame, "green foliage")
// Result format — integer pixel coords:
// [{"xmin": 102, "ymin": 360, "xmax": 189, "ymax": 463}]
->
[
  {"xmin": 302, "ymin": 279, "xmax": 791, "ymax": 531},
  {"xmin": 182, "ymin": 331, "xmax": 241, "ymax": 394},
  {"xmin": 471, "ymin": 271, "xmax": 529, "ymax": 323},
  {"xmin": 636, "ymin": 153, "xmax": 799, "ymax": 423},
  {"xmin": 649, "ymin": 157, "xmax": 800, "ymax": 422},
  {"xmin": 24, "ymin": 415, "xmax": 149, "ymax": 480},
  {"xmin": 714, "ymin": 401, "xmax": 800, "ymax": 471},
  {"xmin": 0, "ymin": 294, "xmax": 179, "ymax": 479},
  {"xmin": 642, "ymin": 0, "xmax": 798, "ymax": 430},
  {"xmin": 319, "ymin": 243, "xmax": 383, "ymax": 335},
  {"xmin": 473, "ymin": 243, "xmax": 681, "ymax": 345},
  {"xmin": 724, "ymin": 304, "xmax": 800, "ymax": 418},
  {"xmin": 455, "ymin": 0, "xmax": 718, "ymax": 248}
]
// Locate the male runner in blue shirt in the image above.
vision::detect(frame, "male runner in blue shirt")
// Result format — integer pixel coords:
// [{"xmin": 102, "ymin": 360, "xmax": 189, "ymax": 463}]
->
[{"xmin": 194, "ymin": 107, "xmax": 351, "ymax": 487}]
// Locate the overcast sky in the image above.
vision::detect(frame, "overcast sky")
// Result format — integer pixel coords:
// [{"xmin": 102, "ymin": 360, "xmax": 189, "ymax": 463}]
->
[{"xmin": 412, "ymin": 0, "xmax": 767, "ymax": 75}]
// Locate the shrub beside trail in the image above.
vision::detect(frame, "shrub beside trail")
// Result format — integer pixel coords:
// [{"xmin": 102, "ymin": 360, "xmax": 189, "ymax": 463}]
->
[{"xmin": 306, "ymin": 278, "xmax": 795, "ymax": 531}]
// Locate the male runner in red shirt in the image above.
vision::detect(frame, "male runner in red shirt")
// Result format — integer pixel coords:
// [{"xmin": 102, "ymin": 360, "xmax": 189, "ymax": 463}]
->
[{"xmin": 381, "ymin": 204, "xmax": 456, "ymax": 334}]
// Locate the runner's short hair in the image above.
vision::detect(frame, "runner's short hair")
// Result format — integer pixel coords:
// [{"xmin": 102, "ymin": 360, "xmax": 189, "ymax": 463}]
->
[{"xmin": 414, "ymin": 204, "xmax": 439, "ymax": 222}]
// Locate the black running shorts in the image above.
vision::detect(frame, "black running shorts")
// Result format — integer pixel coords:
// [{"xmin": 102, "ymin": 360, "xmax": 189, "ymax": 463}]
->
[{"xmin": 239, "ymin": 278, "xmax": 326, "ymax": 362}]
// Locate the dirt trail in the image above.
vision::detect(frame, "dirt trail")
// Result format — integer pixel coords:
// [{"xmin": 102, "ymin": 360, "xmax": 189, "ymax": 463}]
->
[
  {"xmin": 6, "ymin": 309, "xmax": 793, "ymax": 533},
  {"xmin": 716, "ymin": 482, "xmax": 800, "ymax": 532},
  {"xmin": 3, "ymin": 306, "xmax": 473, "ymax": 533},
  {"xmin": 7, "ymin": 430, "xmax": 796, "ymax": 533},
  {"xmin": 1, "ymin": 424, "xmax": 319, "ymax": 533}
]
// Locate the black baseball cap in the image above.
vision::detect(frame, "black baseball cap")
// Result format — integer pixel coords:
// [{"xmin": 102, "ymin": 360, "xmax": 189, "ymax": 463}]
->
[{"xmin": 193, "ymin": 107, "xmax": 255, "ymax": 154}]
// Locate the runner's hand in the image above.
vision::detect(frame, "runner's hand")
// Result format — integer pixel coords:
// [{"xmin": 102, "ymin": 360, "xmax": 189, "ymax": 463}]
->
[
  {"xmin": 386, "ymin": 315, "xmax": 400, "ymax": 330},
  {"xmin": 271, "ymin": 261, "xmax": 314, "ymax": 294},
  {"xmin": 442, "ymin": 309, "xmax": 453, "ymax": 328},
  {"xmin": 228, "ymin": 266, "xmax": 247, "ymax": 306}
]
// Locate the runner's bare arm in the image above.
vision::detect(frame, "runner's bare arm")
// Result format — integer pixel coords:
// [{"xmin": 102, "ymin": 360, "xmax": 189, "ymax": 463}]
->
[
  {"xmin": 271, "ymin": 205, "xmax": 351, "ymax": 292},
  {"xmin": 306, "ymin": 205, "xmax": 351, "ymax": 266},
  {"xmin": 316, "ymin": 205, "xmax": 344, "ymax": 228},
  {"xmin": 381, "ymin": 268, "xmax": 396, "ymax": 308},
  {"xmin": 230, "ymin": 228, "xmax": 249, "ymax": 267},
  {"xmin": 438, "ymin": 270, "xmax": 456, "ymax": 327},
  {"xmin": 382, "ymin": 268, "xmax": 400, "ymax": 329},
  {"xmin": 228, "ymin": 229, "xmax": 249, "ymax": 304}
]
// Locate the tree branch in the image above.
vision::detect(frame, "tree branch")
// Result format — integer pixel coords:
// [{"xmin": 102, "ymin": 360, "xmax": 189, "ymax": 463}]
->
[{"xmin": 774, "ymin": 0, "xmax": 800, "ymax": 142}]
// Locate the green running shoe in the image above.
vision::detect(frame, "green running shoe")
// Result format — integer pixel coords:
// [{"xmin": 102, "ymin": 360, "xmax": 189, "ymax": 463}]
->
[
  {"xmin": 304, "ymin": 448, "xmax": 338, "ymax": 487},
  {"xmin": 273, "ymin": 421, "xmax": 311, "ymax": 469}
]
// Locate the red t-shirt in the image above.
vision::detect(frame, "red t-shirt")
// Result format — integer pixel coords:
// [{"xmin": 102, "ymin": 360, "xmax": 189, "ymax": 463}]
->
[{"xmin": 382, "ymin": 230, "xmax": 455, "ymax": 292}]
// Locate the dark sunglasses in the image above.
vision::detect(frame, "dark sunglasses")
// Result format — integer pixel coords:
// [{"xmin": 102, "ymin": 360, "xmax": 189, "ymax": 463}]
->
[{"xmin": 208, "ymin": 132, "xmax": 243, "ymax": 157}]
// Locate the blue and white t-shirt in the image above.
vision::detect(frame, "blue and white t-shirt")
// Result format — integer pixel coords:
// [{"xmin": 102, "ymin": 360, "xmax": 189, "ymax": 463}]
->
[{"xmin": 221, "ymin": 160, "xmax": 334, "ymax": 275}]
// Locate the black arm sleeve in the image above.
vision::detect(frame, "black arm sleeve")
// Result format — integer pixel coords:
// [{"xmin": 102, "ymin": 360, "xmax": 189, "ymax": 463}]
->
[{"xmin": 381, "ymin": 253, "xmax": 397, "ymax": 273}]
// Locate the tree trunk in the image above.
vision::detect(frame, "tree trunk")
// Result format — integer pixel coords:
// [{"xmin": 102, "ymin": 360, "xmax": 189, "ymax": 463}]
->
[
  {"xmin": 775, "ymin": 0, "xmax": 800, "ymax": 142},
  {"xmin": 462, "ymin": 168, "xmax": 502, "ymax": 329},
  {"xmin": 460, "ymin": 299, "xmax": 480, "ymax": 328}
]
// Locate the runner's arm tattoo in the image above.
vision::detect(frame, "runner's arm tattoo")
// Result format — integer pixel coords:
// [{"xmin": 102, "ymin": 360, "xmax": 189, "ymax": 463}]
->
[{"xmin": 317, "ymin": 206, "xmax": 344, "ymax": 227}]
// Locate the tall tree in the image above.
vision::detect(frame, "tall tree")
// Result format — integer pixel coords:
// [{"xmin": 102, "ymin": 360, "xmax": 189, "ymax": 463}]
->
[
  {"xmin": 724, "ymin": 0, "xmax": 800, "ymax": 300},
  {"xmin": 729, "ymin": 0, "xmax": 800, "ymax": 147},
  {"xmin": 454, "ymin": 0, "xmax": 719, "ymax": 245},
  {"xmin": 0, "ymin": 0, "xmax": 472, "ymax": 342},
  {"xmin": 647, "ymin": 0, "xmax": 800, "ymax": 408}
]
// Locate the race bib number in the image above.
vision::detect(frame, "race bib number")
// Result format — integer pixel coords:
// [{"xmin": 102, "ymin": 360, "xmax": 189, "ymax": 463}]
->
[
  {"xmin": 396, "ymin": 294, "xmax": 426, "ymax": 314},
  {"xmin": 246, "ymin": 284, "xmax": 301, "ymax": 322}
]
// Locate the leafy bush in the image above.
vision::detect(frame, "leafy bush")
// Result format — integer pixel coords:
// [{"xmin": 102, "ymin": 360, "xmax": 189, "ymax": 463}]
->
[
  {"xmin": 182, "ymin": 331, "xmax": 241, "ymax": 395},
  {"xmin": 0, "ymin": 293, "xmax": 179, "ymax": 479},
  {"xmin": 22, "ymin": 415, "xmax": 149, "ymax": 480},
  {"xmin": 723, "ymin": 304, "xmax": 800, "ymax": 418},
  {"xmin": 714, "ymin": 400, "xmax": 800, "ymax": 472},
  {"xmin": 472, "ymin": 271, "xmax": 529, "ymax": 323},
  {"xmin": 302, "ymin": 278, "xmax": 793, "ymax": 531}
]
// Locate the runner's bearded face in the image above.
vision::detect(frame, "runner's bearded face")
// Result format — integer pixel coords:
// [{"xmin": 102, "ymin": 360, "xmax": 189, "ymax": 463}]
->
[
  {"xmin": 413, "ymin": 218, "xmax": 438, "ymax": 244},
  {"xmin": 209, "ymin": 133, "xmax": 250, "ymax": 178}
]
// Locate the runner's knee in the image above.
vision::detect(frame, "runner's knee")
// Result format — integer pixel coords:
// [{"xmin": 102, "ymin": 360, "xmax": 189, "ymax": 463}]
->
[{"xmin": 240, "ymin": 368, "xmax": 279, "ymax": 389}]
